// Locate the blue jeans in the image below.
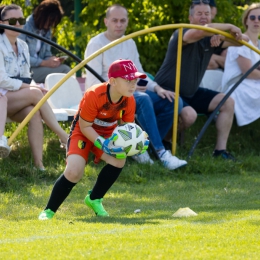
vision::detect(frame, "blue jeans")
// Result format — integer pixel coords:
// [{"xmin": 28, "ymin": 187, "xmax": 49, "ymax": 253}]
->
[{"xmin": 134, "ymin": 90, "xmax": 183, "ymax": 151}]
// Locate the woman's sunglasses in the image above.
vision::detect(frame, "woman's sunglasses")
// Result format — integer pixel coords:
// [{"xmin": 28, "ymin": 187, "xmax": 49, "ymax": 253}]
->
[
  {"xmin": 2, "ymin": 17, "xmax": 26, "ymax": 25},
  {"xmin": 249, "ymin": 15, "xmax": 260, "ymax": 21}
]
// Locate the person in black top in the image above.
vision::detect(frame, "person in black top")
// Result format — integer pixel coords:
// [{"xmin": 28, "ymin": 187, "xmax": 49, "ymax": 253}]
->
[{"xmin": 155, "ymin": 0, "xmax": 248, "ymax": 160}]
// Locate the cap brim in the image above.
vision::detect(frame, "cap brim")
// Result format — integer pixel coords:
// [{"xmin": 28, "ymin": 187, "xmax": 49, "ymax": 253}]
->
[
  {"xmin": 121, "ymin": 72, "xmax": 147, "ymax": 80},
  {"xmin": 135, "ymin": 72, "xmax": 147, "ymax": 79}
]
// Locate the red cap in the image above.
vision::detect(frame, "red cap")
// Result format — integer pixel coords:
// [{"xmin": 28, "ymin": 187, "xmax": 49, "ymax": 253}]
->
[{"xmin": 108, "ymin": 59, "xmax": 147, "ymax": 80}]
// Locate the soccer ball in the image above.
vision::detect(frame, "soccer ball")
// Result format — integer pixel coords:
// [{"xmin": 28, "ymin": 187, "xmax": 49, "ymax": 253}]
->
[{"xmin": 113, "ymin": 123, "xmax": 147, "ymax": 156}]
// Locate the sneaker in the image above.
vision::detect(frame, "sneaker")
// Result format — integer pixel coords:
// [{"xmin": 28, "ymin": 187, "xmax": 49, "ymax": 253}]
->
[
  {"xmin": 160, "ymin": 150, "xmax": 187, "ymax": 170},
  {"xmin": 213, "ymin": 150, "xmax": 236, "ymax": 161},
  {"xmin": 84, "ymin": 191, "xmax": 109, "ymax": 217},
  {"xmin": 0, "ymin": 135, "xmax": 11, "ymax": 158},
  {"xmin": 38, "ymin": 209, "xmax": 55, "ymax": 220},
  {"xmin": 132, "ymin": 151, "xmax": 154, "ymax": 164}
]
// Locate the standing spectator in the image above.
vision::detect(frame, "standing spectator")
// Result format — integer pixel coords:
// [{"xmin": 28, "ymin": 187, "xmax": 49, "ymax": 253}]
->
[
  {"xmin": 84, "ymin": 4, "xmax": 187, "ymax": 170},
  {"xmin": 154, "ymin": 0, "xmax": 248, "ymax": 160},
  {"xmin": 38, "ymin": 59, "xmax": 149, "ymax": 220},
  {"xmin": 18, "ymin": 0, "xmax": 70, "ymax": 83},
  {"xmin": 222, "ymin": 3, "xmax": 260, "ymax": 126},
  {"xmin": 0, "ymin": 4, "xmax": 68, "ymax": 170}
]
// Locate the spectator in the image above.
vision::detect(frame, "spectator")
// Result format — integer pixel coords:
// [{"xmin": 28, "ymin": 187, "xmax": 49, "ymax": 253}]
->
[
  {"xmin": 209, "ymin": 0, "xmax": 217, "ymax": 20},
  {"xmin": 222, "ymin": 3, "xmax": 260, "ymax": 126},
  {"xmin": 18, "ymin": 0, "xmax": 70, "ymax": 83},
  {"xmin": 0, "ymin": 4, "xmax": 68, "ymax": 170},
  {"xmin": 207, "ymin": 0, "xmax": 227, "ymax": 71},
  {"xmin": 38, "ymin": 59, "xmax": 149, "ymax": 220},
  {"xmin": 154, "ymin": 0, "xmax": 248, "ymax": 161},
  {"xmin": 0, "ymin": 93, "xmax": 10, "ymax": 158},
  {"xmin": 207, "ymin": 46, "xmax": 227, "ymax": 70},
  {"xmin": 84, "ymin": 4, "xmax": 187, "ymax": 170}
]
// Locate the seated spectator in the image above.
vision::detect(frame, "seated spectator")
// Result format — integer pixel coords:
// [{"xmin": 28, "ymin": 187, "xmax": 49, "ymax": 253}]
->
[
  {"xmin": 207, "ymin": 47, "xmax": 227, "ymax": 70},
  {"xmin": 154, "ymin": 1, "xmax": 248, "ymax": 161},
  {"xmin": 209, "ymin": 0, "xmax": 217, "ymax": 20},
  {"xmin": 207, "ymin": 1, "xmax": 227, "ymax": 71},
  {"xmin": 0, "ymin": 4, "xmax": 68, "ymax": 170},
  {"xmin": 222, "ymin": 3, "xmax": 260, "ymax": 126},
  {"xmin": 18, "ymin": 0, "xmax": 70, "ymax": 83},
  {"xmin": 0, "ymin": 93, "xmax": 10, "ymax": 158},
  {"xmin": 84, "ymin": 4, "xmax": 187, "ymax": 170}
]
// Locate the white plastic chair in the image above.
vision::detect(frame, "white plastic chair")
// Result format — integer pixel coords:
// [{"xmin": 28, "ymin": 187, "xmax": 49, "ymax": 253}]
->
[
  {"xmin": 200, "ymin": 70, "xmax": 224, "ymax": 92},
  {"xmin": 45, "ymin": 73, "xmax": 83, "ymax": 120}
]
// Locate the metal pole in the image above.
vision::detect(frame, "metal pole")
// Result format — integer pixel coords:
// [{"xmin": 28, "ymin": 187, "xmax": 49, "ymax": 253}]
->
[
  {"xmin": 172, "ymin": 28, "xmax": 183, "ymax": 155},
  {"xmin": 74, "ymin": 0, "xmax": 82, "ymax": 77}
]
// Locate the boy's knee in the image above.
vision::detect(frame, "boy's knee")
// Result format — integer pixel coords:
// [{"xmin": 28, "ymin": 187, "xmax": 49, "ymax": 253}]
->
[{"xmin": 64, "ymin": 168, "xmax": 83, "ymax": 183}]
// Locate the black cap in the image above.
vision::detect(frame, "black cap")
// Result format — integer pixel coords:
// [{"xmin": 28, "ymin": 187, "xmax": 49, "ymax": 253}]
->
[{"xmin": 209, "ymin": 0, "xmax": 216, "ymax": 7}]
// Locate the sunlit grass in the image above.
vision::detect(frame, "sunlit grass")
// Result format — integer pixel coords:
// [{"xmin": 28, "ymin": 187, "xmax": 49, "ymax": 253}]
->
[{"xmin": 1, "ymin": 120, "xmax": 260, "ymax": 259}]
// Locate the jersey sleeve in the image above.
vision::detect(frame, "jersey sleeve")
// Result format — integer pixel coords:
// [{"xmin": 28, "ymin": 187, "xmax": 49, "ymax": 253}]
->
[
  {"xmin": 121, "ymin": 96, "xmax": 136, "ymax": 123},
  {"xmin": 79, "ymin": 90, "xmax": 98, "ymax": 123}
]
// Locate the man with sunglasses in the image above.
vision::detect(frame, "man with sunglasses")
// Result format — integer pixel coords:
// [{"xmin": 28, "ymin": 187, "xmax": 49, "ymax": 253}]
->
[{"xmin": 155, "ymin": 0, "xmax": 249, "ymax": 161}]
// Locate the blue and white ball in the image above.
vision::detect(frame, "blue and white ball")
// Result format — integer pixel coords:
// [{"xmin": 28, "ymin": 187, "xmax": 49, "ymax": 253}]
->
[{"xmin": 113, "ymin": 123, "xmax": 147, "ymax": 156}]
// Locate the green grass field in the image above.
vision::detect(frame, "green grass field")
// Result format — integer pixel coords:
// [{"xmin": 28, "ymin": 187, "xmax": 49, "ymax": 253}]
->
[{"xmin": 0, "ymin": 118, "xmax": 260, "ymax": 259}]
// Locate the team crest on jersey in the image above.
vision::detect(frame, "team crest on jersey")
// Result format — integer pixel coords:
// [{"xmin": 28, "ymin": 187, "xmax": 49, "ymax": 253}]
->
[{"xmin": 78, "ymin": 140, "xmax": 86, "ymax": 149}]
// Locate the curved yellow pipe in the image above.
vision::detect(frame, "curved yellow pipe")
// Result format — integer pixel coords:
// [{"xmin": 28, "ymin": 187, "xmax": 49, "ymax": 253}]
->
[{"xmin": 8, "ymin": 24, "xmax": 260, "ymax": 150}]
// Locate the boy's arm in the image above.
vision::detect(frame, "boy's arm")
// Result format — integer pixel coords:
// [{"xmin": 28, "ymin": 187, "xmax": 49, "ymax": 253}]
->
[
  {"xmin": 79, "ymin": 117, "xmax": 126, "ymax": 159},
  {"xmin": 79, "ymin": 118, "xmax": 98, "ymax": 143}
]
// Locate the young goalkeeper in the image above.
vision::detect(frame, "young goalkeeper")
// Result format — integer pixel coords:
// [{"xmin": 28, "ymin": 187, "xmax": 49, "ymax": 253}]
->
[{"xmin": 38, "ymin": 59, "xmax": 149, "ymax": 219}]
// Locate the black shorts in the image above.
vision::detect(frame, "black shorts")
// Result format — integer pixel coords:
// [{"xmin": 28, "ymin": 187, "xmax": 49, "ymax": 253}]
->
[{"xmin": 182, "ymin": 87, "xmax": 219, "ymax": 114}]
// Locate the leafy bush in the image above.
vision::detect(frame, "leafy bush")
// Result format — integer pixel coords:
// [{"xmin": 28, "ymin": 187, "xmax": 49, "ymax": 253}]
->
[{"xmin": 1, "ymin": 0, "xmax": 249, "ymax": 74}]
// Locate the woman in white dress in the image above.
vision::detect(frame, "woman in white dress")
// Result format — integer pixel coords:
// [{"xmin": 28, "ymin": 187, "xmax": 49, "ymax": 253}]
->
[
  {"xmin": 222, "ymin": 3, "xmax": 260, "ymax": 126},
  {"xmin": 0, "ymin": 4, "xmax": 68, "ymax": 170}
]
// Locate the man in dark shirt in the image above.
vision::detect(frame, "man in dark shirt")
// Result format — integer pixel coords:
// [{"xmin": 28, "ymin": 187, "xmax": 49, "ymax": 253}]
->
[{"xmin": 155, "ymin": 0, "xmax": 248, "ymax": 160}]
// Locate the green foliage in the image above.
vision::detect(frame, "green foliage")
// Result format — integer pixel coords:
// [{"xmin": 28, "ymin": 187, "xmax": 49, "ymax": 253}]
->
[
  {"xmin": 67, "ymin": 0, "xmax": 250, "ymax": 75},
  {"xmin": 1, "ymin": 0, "xmax": 251, "ymax": 74}
]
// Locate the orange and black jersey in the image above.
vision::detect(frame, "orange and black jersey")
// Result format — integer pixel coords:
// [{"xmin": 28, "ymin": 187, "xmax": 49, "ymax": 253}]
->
[{"xmin": 70, "ymin": 82, "xmax": 136, "ymax": 137}]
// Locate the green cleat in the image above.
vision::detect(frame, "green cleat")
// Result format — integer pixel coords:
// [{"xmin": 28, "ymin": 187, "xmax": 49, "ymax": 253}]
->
[
  {"xmin": 38, "ymin": 209, "xmax": 55, "ymax": 220},
  {"xmin": 84, "ymin": 191, "xmax": 109, "ymax": 217}
]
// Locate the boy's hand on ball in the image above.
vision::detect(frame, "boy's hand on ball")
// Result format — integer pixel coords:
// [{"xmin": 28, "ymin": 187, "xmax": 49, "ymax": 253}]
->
[{"xmin": 94, "ymin": 134, "xmax": 126, "ymax": 159}]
